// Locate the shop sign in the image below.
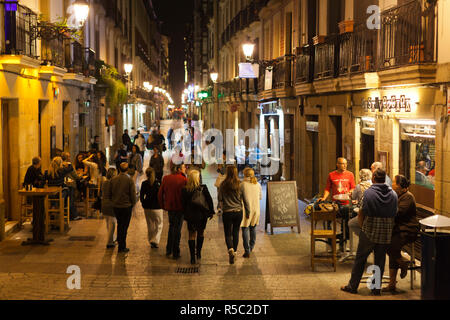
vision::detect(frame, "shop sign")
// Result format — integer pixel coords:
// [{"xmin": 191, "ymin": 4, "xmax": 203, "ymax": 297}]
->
[{"xmin": 362, "ymin": 95, "xmax": 412, "ymax": 113}]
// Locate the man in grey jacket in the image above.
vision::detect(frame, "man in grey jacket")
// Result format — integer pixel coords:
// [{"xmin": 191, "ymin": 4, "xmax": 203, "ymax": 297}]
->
[{"xmin": 106, "ymin": 162, "xmax": 137, "ymax": 253}]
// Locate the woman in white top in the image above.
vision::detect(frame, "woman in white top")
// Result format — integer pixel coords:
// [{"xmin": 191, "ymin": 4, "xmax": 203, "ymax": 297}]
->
[
  {"xmin": 135, "ymin": 134, "xmax": 146, "ymax": 160},
  {"xmin": 240, "ymin": 168, "xmax": 262, "ymax": 258},
  {"xmin": 83, "ymin": 153, "xmax": 100, "ymax": 186}
]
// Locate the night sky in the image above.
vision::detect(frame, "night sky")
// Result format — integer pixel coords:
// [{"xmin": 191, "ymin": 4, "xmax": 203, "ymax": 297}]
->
[{"xmin": 152, "ymin": 0, "xmax": 194, "ymax": 107}]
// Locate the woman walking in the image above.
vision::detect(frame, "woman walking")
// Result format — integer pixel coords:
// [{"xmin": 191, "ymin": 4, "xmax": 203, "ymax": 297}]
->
[
  {"xmin": 129, "ymin": 144, "xmax": 143, "ymax": 192},
  {"xmin": 150, "ymin": 147, "xmax": 165, "ymax": 182},
  {"xmin": 384, "ymin": 175, "xmax": 420, "ymax": 293},
  {"xmin": 240, "ymin": 168, "xmax": 262, "ymax": 258},
  {"xmin": 102, "ymin": 168, "xmax": 118, "ymax": 248},
  {"xmin": 218, "ymin": 166, "xmax": 245, "ymax": 264},
  {"xmin": 140, "ymin": 167, "xmax": 164, "ymax": 249},
  {"xmin": 181, "ymin": 170, "xmax": 215, "ymax": 264}
]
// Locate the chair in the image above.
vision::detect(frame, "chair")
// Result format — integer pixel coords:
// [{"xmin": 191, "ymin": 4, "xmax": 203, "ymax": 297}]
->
[
  {"xmin": 311, "ymin": 203, "xmax": 338, "ymax": 272},
  {"xmin": 46, "ymin": 187, "xmax": 70, "ymax": 233},
  {"xmin": 20, "ymin": 194, "xmax": 34, "ymax": 226},
  {"xmin": 85, "ymin": 184, "xmax": 100, "ymax": 219}
]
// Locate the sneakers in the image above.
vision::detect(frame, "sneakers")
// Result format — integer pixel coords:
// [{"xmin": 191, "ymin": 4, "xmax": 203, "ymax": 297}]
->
[{"xmin": 228, "ymin": 249, "xmax": 235, "ymax": 264}]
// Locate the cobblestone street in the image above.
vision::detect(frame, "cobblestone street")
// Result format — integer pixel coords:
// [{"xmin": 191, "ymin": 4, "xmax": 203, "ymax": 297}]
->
[{"xmin": 0, "ymin": 124, "xmax": 421, "ymax": 300}]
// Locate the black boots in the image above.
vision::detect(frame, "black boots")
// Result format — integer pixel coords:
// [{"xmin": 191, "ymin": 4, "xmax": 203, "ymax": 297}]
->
[
  {"xmin": 188, "ymin": 240, "xmax": 196, "ymax": 265},
  {"xmin": 196, "ymin": 236, "xmax": 204, "ymax": 260}
]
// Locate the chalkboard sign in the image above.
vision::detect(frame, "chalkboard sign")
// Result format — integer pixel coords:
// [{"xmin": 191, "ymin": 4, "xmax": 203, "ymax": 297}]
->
[{"xmin": 265, "ymin": 181, "xmax": 301, "ymax": 234}]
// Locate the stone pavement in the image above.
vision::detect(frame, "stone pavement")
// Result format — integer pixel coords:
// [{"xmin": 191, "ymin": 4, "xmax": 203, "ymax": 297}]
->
[{"xmin": 0, "ymin": 121, "xmax": 421, "ymax": 300}]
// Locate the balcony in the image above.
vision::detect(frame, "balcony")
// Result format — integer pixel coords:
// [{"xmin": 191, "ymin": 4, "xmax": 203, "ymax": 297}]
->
[
  {"xmin": 41, "ymin": 37, "xmax": 67, "ymax": 68},
  {"xmin": 1, "ymin": 4, "xmax": 38, "ymax": 59},
  {"xmin": 294, "ymin": 45, "xmax": 314, "ymax": 84},
  {"xmin": 273, "ymin": 55, "xmax": 294, "ymax": 89},
  {"xmin": 339, "ymin": 23, "xmax": 377, "ymax": 75},
  {"xmin": 64, "ymin": 42, "xmax": 96, "ymax": 78},
  {"xmin": 314, "ymin": 36, "xmax": 338, "ymax": 80},
  {"xmin": 379, "ymin": 0, "xmax": 436, "ymax": 70}
]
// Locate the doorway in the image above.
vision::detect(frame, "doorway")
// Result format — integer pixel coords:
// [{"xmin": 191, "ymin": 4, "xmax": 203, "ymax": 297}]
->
[
  {"xmin": 361, "ymin": 133, "xmax": 375, "ymax": 170},
  {"xmin": 38, "ymin": 100, "xmax": 50, "ymax": 167},
  {"xmin": 1, "ymin": 99, "xmax": 20, "ymax": 222}
]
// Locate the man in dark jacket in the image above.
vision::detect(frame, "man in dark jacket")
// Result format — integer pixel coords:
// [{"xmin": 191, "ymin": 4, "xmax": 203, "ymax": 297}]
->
[
  {"xmin": 341, "ymin": 169, "xmax": 398, "ymax": 295},
  {"xmin": 23, "ymin": 157, "xmax": 44, "ymax": 188},
  {"xmin": 122, "ymin": 130, "xmax": 132, "ymax": 152},
  {"xmin": 158, "ymin": 164, "xmax": 187, "ymax": 259},
  {"xmin": 106, "ymin": 162, "xmax": 137, "ymax": 253}
]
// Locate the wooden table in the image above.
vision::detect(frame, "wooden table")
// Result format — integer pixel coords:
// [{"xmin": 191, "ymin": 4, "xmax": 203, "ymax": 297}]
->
[{"xmin": 18, "ymin": 187, "xmax": 61, "ymax": 246}]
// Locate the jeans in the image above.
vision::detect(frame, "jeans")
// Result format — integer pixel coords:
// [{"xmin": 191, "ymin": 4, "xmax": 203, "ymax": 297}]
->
[
  {"xmin": 347, "ymin": 231, "xmax": 389, "ymax": 291},
  {"xmin": 223, "ymin": 211, "xmax": 243, "ymax": 251},
  {"xmin": 166, "ymin": 211, "xmax": 184, "ymax": 256},
  {"xmin": 105, "ymin": 215, "xmax": 117, "ymax": 245},
  {"xmin": 144, "ymin": 209, "xmax": 164, "ymax": 245},
  {"xmin": 242, "ymin": 225, "xmax": 256, "ymax": 254},
  {"xmin": 348, "ymin": 216, "xmax": 361, "ymax": 237},
  {"xmin": 113, "ymin": 207, "xmax": 133, "ymax": 250}
]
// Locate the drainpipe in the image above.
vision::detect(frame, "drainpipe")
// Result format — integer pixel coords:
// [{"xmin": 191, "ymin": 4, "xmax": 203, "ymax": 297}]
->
[{"xmin": 0, "ymin": 199, "xmax": 5, "ymax": 241}]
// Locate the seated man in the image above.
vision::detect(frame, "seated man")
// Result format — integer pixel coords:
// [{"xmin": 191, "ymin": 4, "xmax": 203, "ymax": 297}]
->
[{"xmin": 23, "ymin": 157, "xmax": 45, "ymax": 188}]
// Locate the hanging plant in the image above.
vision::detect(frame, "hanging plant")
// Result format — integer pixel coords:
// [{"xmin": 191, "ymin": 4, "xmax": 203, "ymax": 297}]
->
[
  {"xmin": 37, "ymin": 14, "xmax": 82, "ymax": 41},
  {"xmin": 95, "ymin": 61, "xmax": 128, "ymax": 111}
]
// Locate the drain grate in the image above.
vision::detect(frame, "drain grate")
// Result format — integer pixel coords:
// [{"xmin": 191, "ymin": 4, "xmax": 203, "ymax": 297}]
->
[
  {"xmin": 68, "ymin": 236, "xmax": 96, "ymax": 242},
  {"xmin": 175, "ymin": 267, "xmax": 199, "ymax": 274}
]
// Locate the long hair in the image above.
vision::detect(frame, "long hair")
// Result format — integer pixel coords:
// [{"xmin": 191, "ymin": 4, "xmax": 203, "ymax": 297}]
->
[
  {"xmin": 243, "ymin": 168, "xmax": 257, "ymax": 184},
  {"xmin": 186, "ymin": 170, "xmax": 200, "ymax": 192},
  {"xmin": 74, "ymin": 153, "xmax": 85, "ymax": 170},
  {"xmin": 222, "ymin": 166, "xmax": 240, "ymax": 193},
  {"xmin": 49, "ymin": 157, "xmax": 63, "ymax": 179},
  {"xmin": 145, "ymin": 167, "xmax": 156, "ymax": 186}
]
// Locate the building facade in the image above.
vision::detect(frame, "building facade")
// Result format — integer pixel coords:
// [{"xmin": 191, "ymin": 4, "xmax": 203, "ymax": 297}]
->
[
  {"xmin": 0, "ymin": 0, "xmax": 170, "ymax": 240},
  {"xmin": 197, "ymin": 0, "xmax": 450, "ymax": 218}
]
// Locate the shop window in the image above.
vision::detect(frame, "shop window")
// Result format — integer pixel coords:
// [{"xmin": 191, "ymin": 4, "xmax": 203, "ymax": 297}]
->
[{"xmin": 400, "ymin": 120, "xmax": 435, "ymax": 209}]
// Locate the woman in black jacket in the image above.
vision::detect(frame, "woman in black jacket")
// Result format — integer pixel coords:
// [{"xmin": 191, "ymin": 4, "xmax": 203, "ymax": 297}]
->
[
  {"xmin": 150, "ymin": 147, "xmax": 165, "ymax": 182},
  {"xmin": 140, "ymin": 167, "xmax": 163, "ymax": 249},
  {"xmin": 181, "ymin": 169, "xmax": 214, "ymax": 264}
]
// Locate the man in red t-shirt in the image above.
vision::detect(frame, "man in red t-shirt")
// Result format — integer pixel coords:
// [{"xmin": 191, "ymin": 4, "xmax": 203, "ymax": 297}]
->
[
  {"xmin": 320, "ymin": 158, "xmax": 356, "ymax": 205},
  {"xmin": 320, "ymin": 158, "xmax": 356, "ymax": 251}
]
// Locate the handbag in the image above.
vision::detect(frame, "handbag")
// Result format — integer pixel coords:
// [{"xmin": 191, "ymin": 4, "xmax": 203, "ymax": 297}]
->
[{"xmin": 191, "ymin": 187, "xmax": 209, "ymax": 213}]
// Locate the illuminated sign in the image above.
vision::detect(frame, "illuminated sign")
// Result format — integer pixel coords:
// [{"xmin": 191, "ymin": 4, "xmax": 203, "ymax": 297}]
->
[
  {"xmin": 198, "ymin": 91, "xmax": 209, "ymax": 99},
  {"xmin": 362, "ymin": 95, "xmax": 412, "ymax": 112}
]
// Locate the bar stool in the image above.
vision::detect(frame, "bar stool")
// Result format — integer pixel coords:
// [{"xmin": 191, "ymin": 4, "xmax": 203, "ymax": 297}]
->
[
  {"xmin": 20, "ymin": 194, "xmax": 34, "ymax": 226},
  {"xmin": 311, "ymin": 203, "xmax": 339, "ymax": 272},
  {"xmin": 46, "ymin": 187, "xmax": 70, "ymax": 233},
  {"xmin": 85, "ymin": 184, "xmax": 100, "ymax": 219}
]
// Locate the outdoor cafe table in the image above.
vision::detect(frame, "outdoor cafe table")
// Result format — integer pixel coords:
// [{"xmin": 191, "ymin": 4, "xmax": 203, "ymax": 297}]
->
[{"xmin": 18, "ymin": 187, "xmax": 61, "ymax": 246}]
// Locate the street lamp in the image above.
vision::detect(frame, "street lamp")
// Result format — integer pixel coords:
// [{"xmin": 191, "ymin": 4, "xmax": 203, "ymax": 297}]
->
[
  {"xmin": 243, "ymin": 39, "xmax": 255, "ymax": 61},
  {"xmin": 124, "ymin": 63, "xmax": 133, "ymax": 75},
  {"xmin": 73, "ymin": 0, "xmax": 90, "ymax": 26},
  {"xmin": 210, "ymin": 70, "xmax": 219, "ymax": 83}
]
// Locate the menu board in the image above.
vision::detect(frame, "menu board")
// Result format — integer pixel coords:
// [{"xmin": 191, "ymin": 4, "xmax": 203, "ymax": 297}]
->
[{"xmin": 265, "ymin": 181, "xmax": 301, "ymax": 234}]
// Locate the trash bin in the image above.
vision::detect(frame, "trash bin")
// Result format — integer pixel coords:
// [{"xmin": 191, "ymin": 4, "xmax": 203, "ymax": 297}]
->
[
  {"xmin": 420, "ymin": 215, "xmax": 450, "ymax": 300},
  {"xmin": 421, "ymin": 231, "xmax": 450, "ymax": 300}
]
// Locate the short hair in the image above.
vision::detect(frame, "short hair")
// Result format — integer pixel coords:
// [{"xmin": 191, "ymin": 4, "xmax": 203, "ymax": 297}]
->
[
  {"xmin": 32, "ymin": 157, "xmax": 41, "ymax": 166},
  {"xmin": 61, "ymin": 152, "xmax": 71, "ymax": 162},
  {"xmin": 395, "ymin": 175, "xmax": 410, "ymax": 189},
  {"xmin": 416, "ymin": 161, "xmax": 427, "ymax": 170},
  {"xmin": 373, "ymin": 169, "xmax": 386, "ymax": 184},
  {"xmin": 359, "ymin": 169, "xmax": 372, "ymax": 182},
  {"xmin": 337, "ymin": 157, "xmax": 347, "ymax": 163},
  {"xmin": 119, "ymin": 162, "xmax": 129, "ymax": 172},
  {"xmin": 371, "ymin": 162, "xmax": 384, "ymax": 171},
  {"xmin": 106, "ymin": 168, "xmax": 117, "ymax": 180}
]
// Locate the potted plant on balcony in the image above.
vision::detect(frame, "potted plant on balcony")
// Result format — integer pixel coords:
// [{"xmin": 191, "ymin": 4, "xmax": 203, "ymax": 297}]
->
[
  {"xmin": 313, "ymin": 35, "xmax": 326, "ymax": 45},
  {"xmin": 338, "ymin": 20, "xmax": 354, "ymax": 34}
]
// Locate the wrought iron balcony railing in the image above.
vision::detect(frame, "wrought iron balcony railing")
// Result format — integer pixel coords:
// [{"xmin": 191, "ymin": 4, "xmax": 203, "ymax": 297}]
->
[
  {"xmin": 379, "ymin": 0, "xmax": 436, "ymax": 69},
  {"xmin": 314, "ymin": 36, "xmax": 338, "ymax": 80},
  {"xmin": 273, "ymin": 55, "xmax": 294, "ymax": 89},
  {"xmin": 41, "ymin": 36, "xmax": 67, "ymax": 67},
  {"xmin": 339, "ymin": 23, "xmax": 377, "ymax": 75},
  {"xmin": 2, "ymin": 3, "xmax": 38, "ymax": 58},
  {"xmin": 295, "ymin": 45, "xmax": 314, "ymax": 84}
]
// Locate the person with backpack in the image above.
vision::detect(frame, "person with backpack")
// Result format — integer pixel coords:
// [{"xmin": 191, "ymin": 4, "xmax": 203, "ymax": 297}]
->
[
  {"xmin": 140, "ymin": 167, "xmax": 163, "ymax": 249},
  {"xmin": 181, "ymin": 170, "xmax": 214, "ymax": 264}
]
